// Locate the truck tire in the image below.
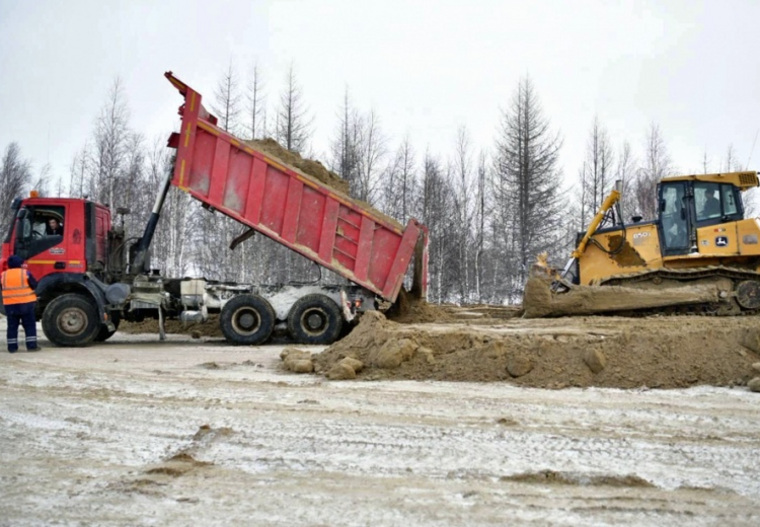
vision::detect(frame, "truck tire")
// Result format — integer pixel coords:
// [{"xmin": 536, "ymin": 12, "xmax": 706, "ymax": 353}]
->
[
  {"xmin": 42, "ymin": 293, "xmax": 101, "ymax": 347},
  {"xmin": 94, "ymin": 314, "xmax": 121, "ymax": 342},
  {"xmin": 220, "ymin": 294, "xmax": 275, "ymax": 345},
  {"xmin": 287, "ymin": 294, "xmax": 343, "ymax": 345}
]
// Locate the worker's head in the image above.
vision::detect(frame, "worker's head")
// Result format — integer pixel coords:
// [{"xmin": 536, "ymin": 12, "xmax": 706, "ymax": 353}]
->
[
  {"xmin": 8, "ymin": 255, "xmax": 23, "ymax": 268},
  {"xmin": 48, "ymin": 218, "xmax": 60, "ymax": 230}
]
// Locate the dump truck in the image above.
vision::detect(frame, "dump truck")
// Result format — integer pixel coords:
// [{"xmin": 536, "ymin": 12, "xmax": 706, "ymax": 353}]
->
[
  {"xmin": 524, "ymin": 170, "xmax": 760, "ymax": 317},
  {"xmin": 0, "ymin": 72, "xmax": 428, "ymax": 347}
]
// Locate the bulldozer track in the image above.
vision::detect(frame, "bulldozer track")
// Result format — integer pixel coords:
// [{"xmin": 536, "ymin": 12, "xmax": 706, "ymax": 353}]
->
[{"xmin": 598, "ymin": 266, "xmax": 760, "ymax": 317}]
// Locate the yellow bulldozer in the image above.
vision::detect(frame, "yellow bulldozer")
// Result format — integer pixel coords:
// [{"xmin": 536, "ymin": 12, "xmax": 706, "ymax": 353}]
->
[{"xmin": 524, "ymin": 170, "xmax": 760, "ymax": 317}]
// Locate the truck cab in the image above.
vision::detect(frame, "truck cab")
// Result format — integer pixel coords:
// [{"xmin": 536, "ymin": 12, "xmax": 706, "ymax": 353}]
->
[{"xmin": 2, "ymin": 194, "xmax": 117, "ymax": 345}]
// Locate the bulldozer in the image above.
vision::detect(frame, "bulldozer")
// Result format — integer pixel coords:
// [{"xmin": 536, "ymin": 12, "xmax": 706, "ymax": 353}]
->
[{"xmin": 524, "ymin": 170, "xmax": 760, "ymax": 317}]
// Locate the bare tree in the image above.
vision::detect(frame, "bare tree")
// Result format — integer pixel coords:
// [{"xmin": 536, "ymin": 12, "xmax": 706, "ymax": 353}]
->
[
  {"xmin": 615, "ymin": 141, "xmax": 637, "ymax": 223},
  {"xmin": 383, "ymin": 136, "xmax": 419, "ymax": 224},
  {"xmin": 354, "ymin": 109, "xmax": 387, "ymax": 204},
  {"xmin": 493, "ymin": 77, "xmax": 564, "ymax": 299},
  {"xmin": 0, "ymin": 143, "xmax": 33, "ymax": 231},
  {"xmin": 634, "ymin": 123, "xmax": 671, "ymax": 220},
  {"xmin": 275, "ymin": 64, "xmax": 312, "ymax": 154},
  {"xmin": 212, "ymin": 61, "xmax": 242, "ymax": 134},
  {"xmin": 450, "ymin": 126, "xmax": 475, "ymax": 302},
  {"xmin": 329, "ymin": 87, "xmax": 361, "ymax": 190},
  {"xmin": 473, "ymin": 151, "xmax": 491, "ymax": 302},
  {"xmin": 90, "ymin": 78, "xmax": 130, "ymax": 210},
  {"xmin": 245, "ymin": 62, "xmax": 265, "ymax": 140},
  {"xmin": 420, "ymin": 153, "xmax": 456, "ymax": 302},
  {"xmin": 579, "ymin": 116, "xmax": 614, "ymax": 225},
  {"xmin": 69, "ymin": 144, "xmax": 90, "ymax": 198}
]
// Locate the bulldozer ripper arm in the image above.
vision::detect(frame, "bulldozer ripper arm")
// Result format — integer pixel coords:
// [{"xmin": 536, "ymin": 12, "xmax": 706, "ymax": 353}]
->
[{"xmin": 571, "ymin": 189, "xmax": 621, "ymax": 259}]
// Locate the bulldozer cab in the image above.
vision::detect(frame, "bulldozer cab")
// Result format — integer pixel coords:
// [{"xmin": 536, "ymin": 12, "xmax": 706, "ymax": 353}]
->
[{"xmin": 657, "ymin": 178, "xmax": 744, "ymax": 256}]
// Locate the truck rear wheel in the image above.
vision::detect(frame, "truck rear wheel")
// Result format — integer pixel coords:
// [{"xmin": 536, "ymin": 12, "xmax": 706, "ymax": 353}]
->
[
  {"xmin": 287, "ymin": 294, "xmax": 343, "ymax": 345},
  {"xmin": 220, "ymin": 294, "xmax": 275, "ymax": 345},
  {"xmin": 42, "ymin": 293, "xmax": 100, "ymax": 347}
]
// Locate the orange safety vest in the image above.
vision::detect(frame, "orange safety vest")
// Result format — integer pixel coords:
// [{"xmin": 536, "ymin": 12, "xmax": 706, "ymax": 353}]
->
[{"xmin": 1, "ymin": 268, "xmax": 37, "ymax": 305}]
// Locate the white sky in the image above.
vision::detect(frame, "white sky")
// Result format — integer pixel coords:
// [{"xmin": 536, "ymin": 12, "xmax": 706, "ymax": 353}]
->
[{"xmin": 1, "ymin": 0, "xmax": 760, "ymax": 194}]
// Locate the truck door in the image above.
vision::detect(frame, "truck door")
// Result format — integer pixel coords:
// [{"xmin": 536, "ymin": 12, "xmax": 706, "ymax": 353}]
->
[
  {"xmin": 658, "ymin": 181, "xmax": 691, "ymax": 255},
  {"xmin": 14, "ymin": 205, "xmax": 70, "ymax": 278}
]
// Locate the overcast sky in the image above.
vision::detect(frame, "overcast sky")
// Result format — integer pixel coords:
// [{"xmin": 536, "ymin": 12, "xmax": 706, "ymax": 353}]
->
[{"xmin": 2, "ymin": 0, "xmax": 760, "ymax": 195}]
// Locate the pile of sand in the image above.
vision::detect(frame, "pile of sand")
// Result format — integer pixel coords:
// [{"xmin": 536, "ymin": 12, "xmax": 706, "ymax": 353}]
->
[
  {"xmin": 308, "ymin": 311, "xmax": 760, "ymax": 389},
  {"xmin": 120, "ymin": 315, "xmax": 223, "ymax": 338},
  {"xmin": 385, "ymin": 288, "xmax": 456, "ymax": 323},
  {"xmin": 246, "ymin": 138, "xmax": 350, "ymax": 195}
]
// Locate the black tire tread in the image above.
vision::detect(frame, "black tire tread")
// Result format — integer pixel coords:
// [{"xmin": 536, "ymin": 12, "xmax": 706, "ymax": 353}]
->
[
  {"xmin": 287, "ymin": 294, "xmax": 343, "ymax": 345},
  {"xmin": 41, "ymin": 293, "xmax": 100, "ymax": 347},
  {"xmin": 220, "ymin": 294, "xmax": 275, "ymax": 345}
]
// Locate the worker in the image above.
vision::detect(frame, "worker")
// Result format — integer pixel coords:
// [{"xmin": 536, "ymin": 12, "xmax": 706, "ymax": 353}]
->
[
  {"xmin": 46, "ymin": 218, "xmax": 64, "ymax": 236},
  {"xmin": 1, "ymin": 255, "xmax": 40, "ymax": 353},
  {"xmin": 702, "ymin": 193, "xmax": 721, "ymax": 218}
]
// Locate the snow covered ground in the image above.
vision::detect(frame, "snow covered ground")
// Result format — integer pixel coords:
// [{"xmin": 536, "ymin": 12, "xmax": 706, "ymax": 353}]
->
[{"xmin": 1, "ymin": 329, "xmax": 759, "ymax": 526}]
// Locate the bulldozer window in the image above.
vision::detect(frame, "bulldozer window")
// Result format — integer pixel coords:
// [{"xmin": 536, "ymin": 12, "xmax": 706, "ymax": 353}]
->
[
  {"xmin": 695, "ymin": 182, "xmax": 740, "ymax": 224},
  {"xmin": 660, "ymin": 183, "xmax": 689, "ymax": 253},
  {"xmin": 695, "ymin": 183, "xmax": 721, "ymax": 221}
]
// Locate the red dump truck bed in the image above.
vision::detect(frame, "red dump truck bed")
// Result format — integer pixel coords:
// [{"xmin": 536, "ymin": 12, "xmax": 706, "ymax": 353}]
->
[{"xmin": 165, "ymin": 72, "xmax": 427, "ymax": 302}]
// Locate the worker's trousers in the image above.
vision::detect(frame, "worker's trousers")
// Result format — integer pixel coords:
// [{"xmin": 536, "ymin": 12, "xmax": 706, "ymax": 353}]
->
[{"xmin": 5, "ymin": 302, "xmax": 37, "ymax": 352}]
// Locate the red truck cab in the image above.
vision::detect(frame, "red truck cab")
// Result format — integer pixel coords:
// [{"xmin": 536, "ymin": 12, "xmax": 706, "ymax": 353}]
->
[
  {"xmin": 1, "ymin": 194, "xmax": 116, "ymax": 345},
  {"xmin": 2, "ymin": 195, "xmax": 110, "ymax": 280}
]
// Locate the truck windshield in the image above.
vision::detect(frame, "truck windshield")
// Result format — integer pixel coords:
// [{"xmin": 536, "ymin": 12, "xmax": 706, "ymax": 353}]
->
[{"xmin": 2, "ymin": 199, "xmax": 22, "ymax": 244}]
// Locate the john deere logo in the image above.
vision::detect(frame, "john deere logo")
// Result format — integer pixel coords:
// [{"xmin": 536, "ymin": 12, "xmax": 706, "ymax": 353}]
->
[{"xmin": 715, "ymin": 236, "xmax": 729, "ymax": 247}]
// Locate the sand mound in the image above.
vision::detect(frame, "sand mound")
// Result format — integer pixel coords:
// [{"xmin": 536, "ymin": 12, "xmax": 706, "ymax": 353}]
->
[
  {"xmin": 312, "ymin": 311, "xmax": 760, "ymax": 389},
  {"xmin": 246, "ymin": 138, "xmax": 350, "ymax": 195},
  {"xmin": 386, "ymin": 289, "xmax": 456, "ymax": 323},
  {"xmin": 120, "ymin": 315, "xmax": 223, "ymax": 338}
]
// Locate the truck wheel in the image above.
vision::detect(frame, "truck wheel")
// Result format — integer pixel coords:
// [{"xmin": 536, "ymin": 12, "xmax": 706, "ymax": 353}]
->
[
  {"xmin": 42, "ymin": 293, "xmax": 100, "ymax": 347},
  {"xmin": 287, "ymin": 294, "xmax": 343, "ymax": 345},
  {"xmin": 220, "ymin": 294, "xmax": 275, "ymax": 345},
  {"xmin": 94, "ymin": 314, "xmax": 121, "ymax": 342}
]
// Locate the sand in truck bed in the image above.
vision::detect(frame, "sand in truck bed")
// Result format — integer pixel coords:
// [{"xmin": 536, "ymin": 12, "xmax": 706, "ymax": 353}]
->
[{"xmin": 245, "ymin": 138, "xmax": 404, "ymax": 230}]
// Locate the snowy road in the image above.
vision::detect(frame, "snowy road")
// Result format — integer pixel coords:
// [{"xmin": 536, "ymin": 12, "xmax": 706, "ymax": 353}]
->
[{"xmin": 1, "ymin": 332, "xmax": 759, "ymax": 526}]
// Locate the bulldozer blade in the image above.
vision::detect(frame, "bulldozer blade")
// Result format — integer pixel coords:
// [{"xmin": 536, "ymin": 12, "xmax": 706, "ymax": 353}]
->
[{"xmin": 522, "ymin": 272, "xmax": 724, "ymax": 318}]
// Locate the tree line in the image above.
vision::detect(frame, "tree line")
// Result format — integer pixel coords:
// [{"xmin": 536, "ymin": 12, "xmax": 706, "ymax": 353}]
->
[{"xmin": 1, "ymin": 64, "xmax": 753, "ymax": 304}]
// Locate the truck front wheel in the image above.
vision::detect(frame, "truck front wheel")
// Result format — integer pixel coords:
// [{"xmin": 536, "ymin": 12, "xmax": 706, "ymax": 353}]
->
[
  {"xmin": 287, "ymin": 294, "xmax": 343, "ymax": 345},
  {"xmin": 220, "ymin": 294, "xmax": 275, "ymax": 345},
  {"xmin": 42, "ymin": 293, "xmax": 101, "ymax": 347}
]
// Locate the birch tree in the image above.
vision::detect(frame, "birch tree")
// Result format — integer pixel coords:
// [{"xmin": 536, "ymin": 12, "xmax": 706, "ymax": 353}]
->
[
  {"xmin": 90, "ymin": 78, "xmax": 130, "ymax": 210},
  {"xmin": 0, "ymin": 143, "xmax": 33, "ymax": 231},
  {"xmin": 450, "ymin": 126, "xmax": 475, "ymax": 302}
]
